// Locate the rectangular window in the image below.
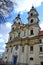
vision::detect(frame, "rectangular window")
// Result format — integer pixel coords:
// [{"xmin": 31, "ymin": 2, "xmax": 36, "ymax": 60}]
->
[
  {"xmin": 40, "ymin": 47, "xmax": 42, "ymax": 52},
  {"xmin": 18, "ymin": 32, "xmax": 20, "ymax": 37},
  {"xmin": 30, "ymin": 46, "xmax": 33, "ymax": 51},
  {"xmin": 30, "ymin": 30, "xmax": 33, "ymax": 35},
  {"xmin": 39, "ymin": 39, "xmax": 42, "ymax": 43},
  {"xmin": 10, "ymin": 36, "xmax": 12, "ymax": 40}
]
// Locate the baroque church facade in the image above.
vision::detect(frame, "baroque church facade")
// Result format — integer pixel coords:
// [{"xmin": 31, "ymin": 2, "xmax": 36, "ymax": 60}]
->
[{"xmin": 3, "ymin": 6, "xmax": 43, "ymax": 65}]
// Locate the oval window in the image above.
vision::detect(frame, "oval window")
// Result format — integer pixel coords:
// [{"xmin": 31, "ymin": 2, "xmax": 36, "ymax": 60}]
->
[{"xmin": 31, "ymin": 13, "xmax": 33, "ymax": 16}]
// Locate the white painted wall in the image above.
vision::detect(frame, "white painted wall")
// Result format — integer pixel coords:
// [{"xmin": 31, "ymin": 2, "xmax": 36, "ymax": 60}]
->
[{"xmin": 33, "ymin": 27, "xmax": 39, "ymax": 36}]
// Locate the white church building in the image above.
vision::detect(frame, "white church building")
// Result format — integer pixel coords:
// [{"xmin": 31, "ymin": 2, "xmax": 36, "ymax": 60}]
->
[{"xmin": 3, "ymin": 6, "xmax": 43, "ymax": 65}]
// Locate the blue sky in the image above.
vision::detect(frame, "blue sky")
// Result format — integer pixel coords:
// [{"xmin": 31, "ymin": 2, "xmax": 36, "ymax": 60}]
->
[{"xmin": 0, "ymin": 0, "xmax": 43, "ymax": 54}]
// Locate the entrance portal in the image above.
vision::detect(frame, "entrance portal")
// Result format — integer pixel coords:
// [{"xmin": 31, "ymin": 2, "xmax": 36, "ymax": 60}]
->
[
  {"xmin": 29, "ymin": 58, "xmax": 34, "ymax": 65},
  {"xmin": 13, "ymin": 56, "xmax": 17, "ymax": 64}
]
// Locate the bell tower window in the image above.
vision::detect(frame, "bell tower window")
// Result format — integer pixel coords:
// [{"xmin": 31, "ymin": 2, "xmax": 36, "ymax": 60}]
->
[
  {"xmin": 30, "ymin": 30, "xmax": 33, "ymax": 35},
  {"xmin": 31, "ymin": 13, "xmax": 33, "ymax": 16},
  {"xmin": 18, "ymin": 22, "xmax": 20, "ymax": 24},
  {"xmin": 30, "ymin": 19, "xmax": 33, "ymax": 23}
]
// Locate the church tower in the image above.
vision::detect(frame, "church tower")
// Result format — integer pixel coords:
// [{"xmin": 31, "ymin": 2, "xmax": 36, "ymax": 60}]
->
[
  {"xmin": 27, "ymin": 6, "xmax": 40, "ymax": 36},
  {"xmin": 3, "ymin": 6, "xmax": 43, "ymax": 65}
]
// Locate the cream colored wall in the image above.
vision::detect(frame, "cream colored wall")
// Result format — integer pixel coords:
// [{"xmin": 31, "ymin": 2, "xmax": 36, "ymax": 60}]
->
[
  {"xmin": 6, "ymin": 45, "xmax": 29, "ymax": 63},
  {"xmin": 7, "ymin": 47, "xmax": 13, "ymax": 62},
  {"xmin": 34, "ymin": 27, "xmax": 39, "ymax": 36},
  {"xmin": 40, "ymin": 57, "xmax": 43, "ymax": 62},
  {"xmin": 23, "ymin": 45, "xmax": 28, "ymax": 63},
  {"xmin": 9, "ymin": 25, "xmax": 39, "ymax": 40},
  {"xmin": 3, "ymin": 7, "xmax": 43, "ymax": 65},
  {"xmin": 34, "ymin": 44, "xmax": 40, "ymax": 65},
  {"xmin": 3, "ymin": 42, "xmax": 43, "ymax": 64},
  {"xmin": 42, "ymin": 39, "xmax": 43, "ymax": 42},
  {"xmin": 20, "ymin": 31, "xmax": 24, "ymax": 37},
  {"xmin": 29, "ymin": 26, "xmax": 39, "ymax": 37},
  {"xmin": 19, "ymin": 45, "xmax": 28, "ymax": 63}
]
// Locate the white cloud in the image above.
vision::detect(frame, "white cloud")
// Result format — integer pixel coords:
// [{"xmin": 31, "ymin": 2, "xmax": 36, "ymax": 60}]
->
[
  {"xmin": 0, "ymin": 44, "xmax": 6, "ymax": 53},
  {"xmin": 5, "ymin": 22, "xmax": 12, "ymax": 28},
  {"xmin": 2, "ymin": 44, "xmax": 6, "ymax": 49},
  {"xmin": 0, "ymin": 22, "xmax": 12, "ymax": 52},
  {"xmin": 4, "ymin": 34, "xmax": 9, "ymax": 43},
  {"xmin": 0, "ymin": 34, "xmax": 4, "ymax": 42},
  {"xmin": 0, "ymin": 22, "xmax": 12, "ymax": 43},
  {"xmin": 11, "ymin": 0, "xmax": 43, "ymax": 13},
  {"xmin": 0, "ymin": 38, "xmax": 4, "ymax": 42},
  {"xmin": 0, "ymin": 34, "xmax": 3, "ymax": 38},
  {"xmin": 0, "ymin": 33, "xmax": 9, "ymax": 43},
  {"xmin": 0, "ymin": 49, "xmax": 4, "ymax": 52}
]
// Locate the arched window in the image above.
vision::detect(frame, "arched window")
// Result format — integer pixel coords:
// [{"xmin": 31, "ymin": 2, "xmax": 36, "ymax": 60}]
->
[
  {"xmin": 30, "ymin": 19, "xmax": 33, "ymax": 23},
  {"xmin": 30, "ymin": 30, "xmax": 33, "ymax": 35}
]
